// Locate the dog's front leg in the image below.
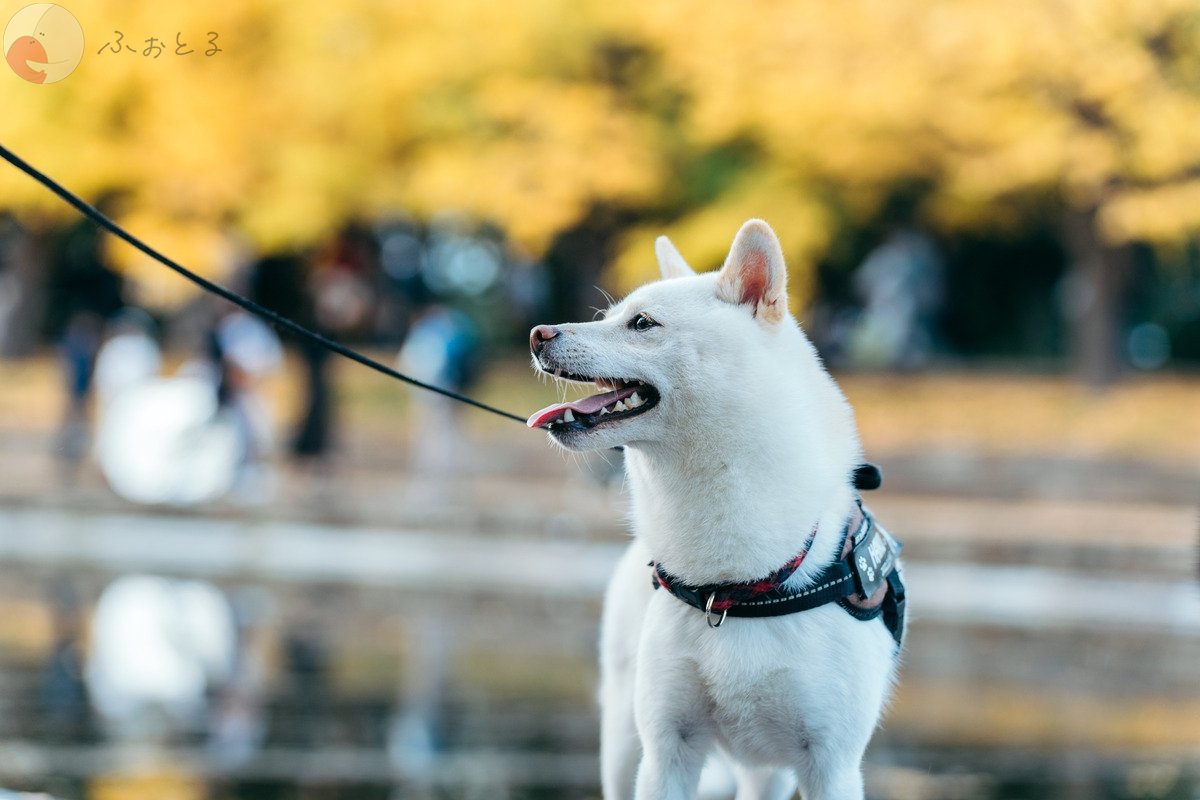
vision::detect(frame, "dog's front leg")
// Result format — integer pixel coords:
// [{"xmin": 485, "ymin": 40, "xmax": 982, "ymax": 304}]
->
[
  {"xmin": 632, "ymin": 621, "xmax": 714, "ymax": 800},
  {"xmin": 600, "ymin": 542, "xmax": 655, "ymax": 799},
  {"xmin": 797, "ymin": 754, "xmax": 866, "ymax": 800},
  {"xmin": 732, "ymin": 764, "xmax": 798, "ymax": 800},
  {"xmin": 633, "ymin": 717, "xmax": 713, "ymax": 800}
]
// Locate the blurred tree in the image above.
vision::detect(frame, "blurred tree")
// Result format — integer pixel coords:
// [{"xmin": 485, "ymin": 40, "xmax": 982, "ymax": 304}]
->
[
  {"xmin": 617, "ymin": 0, "xmax": 1200, "ymax": 385},
  {"xmin": 0, "ymin": 0, "xmax": 662, "ymax": 308},
  {"xmin": 3, "ymin": 0, "xmax": 1199, "ymax": 382}
]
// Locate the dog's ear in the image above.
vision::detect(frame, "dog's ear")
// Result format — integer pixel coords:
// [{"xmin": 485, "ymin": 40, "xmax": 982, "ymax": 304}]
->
[
  {"xmin": 716, "ymin": 219, "xmax": 787, "ymax": 323},
  {"xmin": 655, "ymin": 235, "xmax": 695, "ymax": 280}
]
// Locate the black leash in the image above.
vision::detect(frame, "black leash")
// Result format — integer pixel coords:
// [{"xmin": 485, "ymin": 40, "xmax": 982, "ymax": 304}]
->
[{"xmin": 0, "ymin": 143, "xmax": 528, "ymax": 425}]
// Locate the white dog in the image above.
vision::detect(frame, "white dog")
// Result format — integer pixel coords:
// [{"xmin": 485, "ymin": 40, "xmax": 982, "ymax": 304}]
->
[{"xmin": 528, "ymin": 220, "xmax": 905, "ymax": 800}]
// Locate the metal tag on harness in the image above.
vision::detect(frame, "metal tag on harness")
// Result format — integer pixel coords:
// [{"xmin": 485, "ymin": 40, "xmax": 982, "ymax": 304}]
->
[{"xmin": 851, "ymin": 517, "xmax": 899, "ymax": 600}]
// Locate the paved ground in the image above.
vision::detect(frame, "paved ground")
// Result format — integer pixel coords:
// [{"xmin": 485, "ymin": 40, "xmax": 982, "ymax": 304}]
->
[
  {"xmin": 3, "ymin": 505, "xmax": 1198, "ymax": 639},
  {"xmin": 0, "ymin": 397, "xmax": 1198, "ymax": 796},
  {"xmin": 2, "ymin": 417, "xmax": 1195, "ymax": 573}
]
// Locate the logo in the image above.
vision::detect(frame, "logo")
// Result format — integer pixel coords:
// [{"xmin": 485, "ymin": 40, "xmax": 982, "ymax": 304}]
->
[
  {"xmin": 4, "ymin": 4, "xmax": 83, "ymax": 84},
  {"xmin": 857, "ymin": 555, "xmax": 877, "ymax": 585}
]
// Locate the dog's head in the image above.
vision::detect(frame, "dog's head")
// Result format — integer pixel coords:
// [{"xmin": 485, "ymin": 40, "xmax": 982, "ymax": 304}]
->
[{"xmin": 529, "ymin": 219, "xmax": 817, "ymax": 452}]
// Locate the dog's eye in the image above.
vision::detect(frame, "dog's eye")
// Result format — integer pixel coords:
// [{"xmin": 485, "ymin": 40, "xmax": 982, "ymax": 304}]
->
[{"xmin": 628, "ymin": 313, "xmax": 659, "ymax": 331}]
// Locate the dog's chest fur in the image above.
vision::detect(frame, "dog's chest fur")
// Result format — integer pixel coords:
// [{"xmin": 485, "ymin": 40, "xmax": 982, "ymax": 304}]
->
[{"xmin": 640, "ymin": 526, "xmax": 898, "ymax": 769}]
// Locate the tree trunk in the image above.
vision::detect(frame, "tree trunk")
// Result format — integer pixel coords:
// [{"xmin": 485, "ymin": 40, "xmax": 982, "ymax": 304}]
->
[
  {"xmin": 1060, "ymin": 209, "xmax": 1129, "ymax": 389},
  {"xmin": 0, "ymin": 219, "xmax": 48, "ymax": 357},
  {"xmin": 542, "ymin": 205, "xmax": 634, "ymax": 323}
]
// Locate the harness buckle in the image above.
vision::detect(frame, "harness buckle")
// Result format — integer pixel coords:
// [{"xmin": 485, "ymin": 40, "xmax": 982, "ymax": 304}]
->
[
  {"xmin": 851, "ymin": 515, "xmax": 900, "ymax": 600},
  {"xmin": 704, "ymin": 594, "xmax": 728, "ymax": 629}
]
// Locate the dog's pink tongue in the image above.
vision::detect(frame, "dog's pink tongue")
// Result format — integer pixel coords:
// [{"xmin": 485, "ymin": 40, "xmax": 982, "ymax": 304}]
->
[
  {"xmin": 526, "ymin": 387, "xmax": 633, "ymax": 428},
  {"xmin": 527, "ymin": 403, "xmax": 573, "ymax": 429}
]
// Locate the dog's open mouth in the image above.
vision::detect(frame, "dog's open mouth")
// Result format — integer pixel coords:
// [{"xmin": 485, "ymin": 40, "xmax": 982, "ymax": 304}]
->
[{"xmin": 527, "ymin": 377, "xmax": 660, "ymax": 431}]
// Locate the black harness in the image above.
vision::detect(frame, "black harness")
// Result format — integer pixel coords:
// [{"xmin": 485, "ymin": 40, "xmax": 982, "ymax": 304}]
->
[{"xmin": 650, "ymin": 464, "xmax": 906, "ymax": 648}]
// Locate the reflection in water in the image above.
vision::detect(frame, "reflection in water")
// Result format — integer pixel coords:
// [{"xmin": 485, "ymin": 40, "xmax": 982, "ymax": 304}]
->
[
  {"xmin": 0, "ymin": 574, "xmax": 1194, "ymax": 795},
  {"xmin": 87, "ymin": 576, "xmax": 236, "ymax": 740},
  {"xmin": 0, "ymin": 490, "xmax": 1194, "ymax": 800}
]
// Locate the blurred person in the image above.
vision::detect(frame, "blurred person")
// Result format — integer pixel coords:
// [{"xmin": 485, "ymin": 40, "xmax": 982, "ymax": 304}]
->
[
  {"xmin": 849, "ymin": 226, "xmax": 944, "ymax": 370},
  {"xmin": 93, "ymin": 304, "xmax": 281, "ymax": 506},
  {"xmin": 48, "ymin": 192, "xmax": 126, "ymax": 471},
  {"xmin": 207, "ymin": 308, "xmax": 284, "ymax": 502},
  {"xmin": 387, "ymin": 612, "xmax": 454, "ymax": 800},
  {"xmin": 290, "ymin": 333, "xmax": 335, "ymax": 470},
  {"xmin": 227, "ymin": 249, "xmax": 341, "ymax": 472},
  {"xmin": 273, "ymin": 252, "xmax": 338, "ymax": 471},
  {"xmin": 377, "ymin": 217, "xmax": 429, "ymax": 342},
  {"xmin": 95, "ymin": 366, "xmax": 241, "ymax": 506},
  {"xmin": 272, "ymin": 615, "xmax": 332, "ymax": 748},
  {"xmin": 92, "ymin": 308, "xmax": 162, "ymax": 405},
  {"xmin": 313, "ymin": 221, "xmax": 379, "ymax": 340},
  {"xmin": 261, "ymin": 231, "xmax": 377, "ymax": 476},
  {"xmin": 207, "ymin": 587, "xmax": 273, "ymax": 770},
  {"xmin": 40, "ymin": 582, "xmax": 94, "ymax": 745},
  {"xmin": 396, "ymin": 287, "xmax": 480, "ymax": 495}
]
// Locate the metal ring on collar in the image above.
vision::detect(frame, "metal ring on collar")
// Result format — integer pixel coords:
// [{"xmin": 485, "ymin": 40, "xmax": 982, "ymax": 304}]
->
[{"xmin": 705, "ymin": 594, "xmax": 728, "ymax": 629}]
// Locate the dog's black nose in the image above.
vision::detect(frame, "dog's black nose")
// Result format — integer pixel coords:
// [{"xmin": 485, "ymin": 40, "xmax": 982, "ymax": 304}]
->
[{"xmin": 530, "ymin": 324, "xmax": 560, "ymax": 355}]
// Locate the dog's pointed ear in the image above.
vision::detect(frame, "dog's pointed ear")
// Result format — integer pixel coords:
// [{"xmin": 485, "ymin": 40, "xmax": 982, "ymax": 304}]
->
[
  {"xmin": 716, "ymin": 219, "xmax": 787, "ymax": 323},
  {"xmin": 655, "ymin": 235, "xmax": 695, "ymax": 280}
]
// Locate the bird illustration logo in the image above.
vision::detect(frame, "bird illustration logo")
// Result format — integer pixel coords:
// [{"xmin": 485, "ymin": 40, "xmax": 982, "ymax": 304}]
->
[{"xmin": 4, "ymin": 4, "xmax": 84, "ymax": 84}]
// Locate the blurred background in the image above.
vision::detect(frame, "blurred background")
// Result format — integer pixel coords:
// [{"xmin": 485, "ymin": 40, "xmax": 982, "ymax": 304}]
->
[{"xmin": 1, "ymin": 0, "xmax": 1199, "ymax": 798}]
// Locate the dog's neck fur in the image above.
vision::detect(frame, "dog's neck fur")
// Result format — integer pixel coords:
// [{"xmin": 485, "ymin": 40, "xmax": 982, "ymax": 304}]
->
[{"xmin": 624, "ymin": 323, "xmax": 862, "ymax": 585}]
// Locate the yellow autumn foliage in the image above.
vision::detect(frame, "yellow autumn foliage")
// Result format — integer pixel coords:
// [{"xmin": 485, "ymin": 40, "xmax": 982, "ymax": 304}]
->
[
  {"xmin": 2, "ymin": 0, "xmax": 1198, "ymax": 308},
  {"xmin": 610, "ymin": 169, "xmax": 831, "ymax": 313}
]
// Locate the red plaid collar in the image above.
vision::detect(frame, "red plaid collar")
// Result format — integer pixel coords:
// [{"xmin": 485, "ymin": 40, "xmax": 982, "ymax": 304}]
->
[{"xmin": 651, "ymin": 524, "xmax": 821, "ymax": 613}]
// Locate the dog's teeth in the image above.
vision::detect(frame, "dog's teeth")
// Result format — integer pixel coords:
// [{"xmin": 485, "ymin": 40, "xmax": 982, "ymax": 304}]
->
[
  {"xmin": 599, "ymin": 407, "xmax": 610, "ymax": 415},
  {"xmin": 563, "ymin": 409, "xmax": 575, "ymax": 423},
  {"xmin": 614, "ymin": 400, "xmax": 627, "ymax": 412},
  {"xmin": 629, "ymin": 392, "xmax": 642, "ymax": 407}
]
